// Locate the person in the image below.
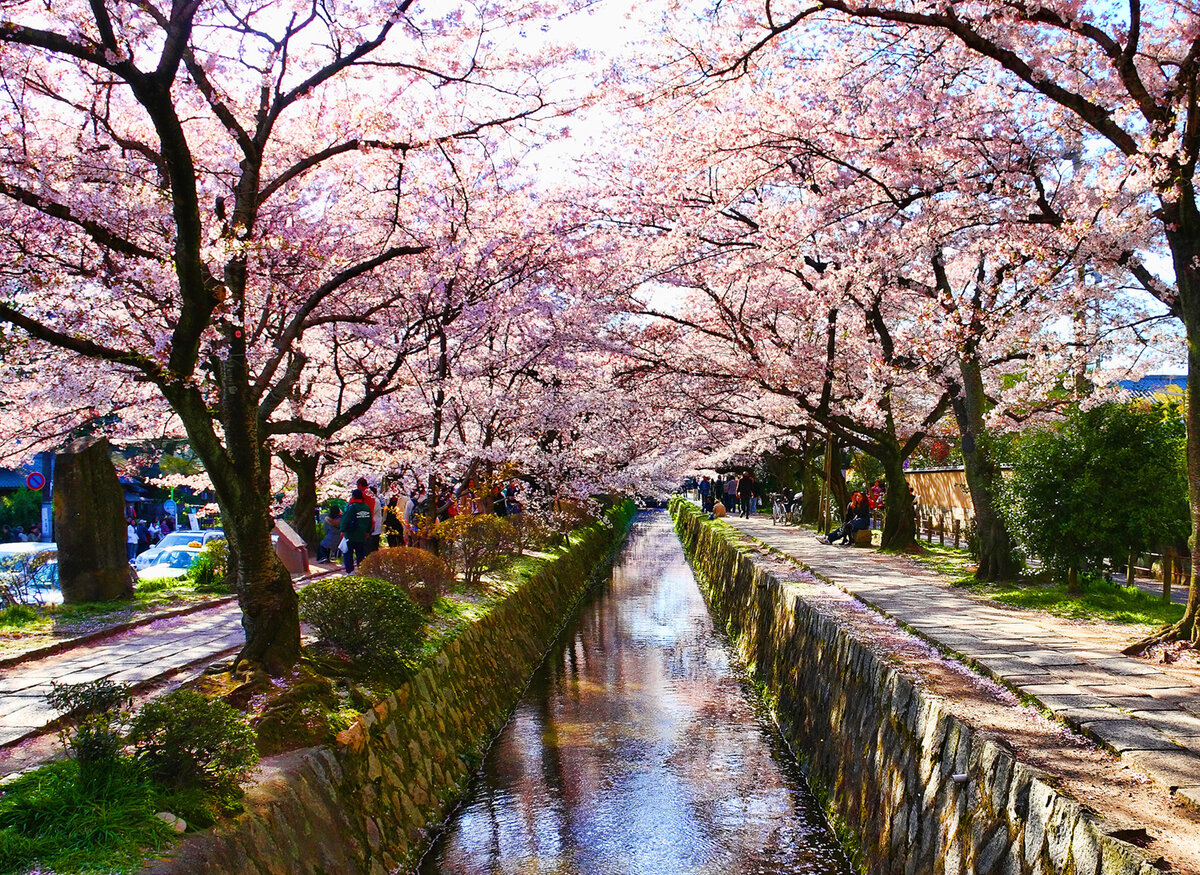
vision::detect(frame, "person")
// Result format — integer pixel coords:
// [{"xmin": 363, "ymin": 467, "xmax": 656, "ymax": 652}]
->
[
  {"xmin": 404, "ymin": 486, "xmax": 425, "ymax": 547},
  {"xmin": 737, "ymin": 472, "xmax": 756, "ymax": 518},
  {"xmin": 869, "ymin": 480, "xmax": 885, "ymax": 510},
  {"xmin": 368, "ymin": 485, "xmax": 384, "ymax": 553},
  {"xmin": 503, "ymin": 479, "xmax": 522, "ymax": 514},
  {"xmin": 318, "ymin": 506, "xmax": 342, "ymax": 562},
  {"xmin": 724, "ymin": 474, "xmax": 738, "ymax": 508},
  {"xmin": 383, "ymin": 493, "xmax": 403, "ymax": 546},
  {"xmin": 340, "ymin": 489, "xmax": 373, "ymax": 573},
  {"xmin": 698, "ymin": 476, "xmax": 713, "ymax": 512},
  {"xmin": 818, "ymin": 492, "xmax": 871, "ymax": 546},
  {"xmin": 357, "ymin": 477, "xmax": 377, "ymax": 527},
  {"xmin": 127, "ymin": 520, "xmax": 138, "ymax": 560}
]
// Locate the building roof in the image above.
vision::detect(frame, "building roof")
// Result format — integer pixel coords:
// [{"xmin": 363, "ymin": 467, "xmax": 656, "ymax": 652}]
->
[{"xmin": 1116, "ymin": 374, "xmax": 1187, "ymax": 400}]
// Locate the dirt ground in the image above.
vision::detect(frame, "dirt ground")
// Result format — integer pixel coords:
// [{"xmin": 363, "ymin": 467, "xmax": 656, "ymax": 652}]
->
[{"xmin": 752, "ymin": 548, "xmax": 1200, "ymax": 874}]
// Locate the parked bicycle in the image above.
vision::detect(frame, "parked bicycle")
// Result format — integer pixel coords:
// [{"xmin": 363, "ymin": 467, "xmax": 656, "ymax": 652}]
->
[
  {"xmin": 771, "ymin": 492, "xmax": 788, "ymax": 525},
  {"xmin": 771, "ymin": 490, "xmax": 803, "ymax": 525}
]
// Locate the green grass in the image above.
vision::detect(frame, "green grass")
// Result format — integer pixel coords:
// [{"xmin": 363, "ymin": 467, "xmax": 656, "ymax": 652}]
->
[
  {"xmin": 842, "ymin": 527, "xmax": 1180, "ymax": 627},
  {"xmin": 908, "ymin": 542, "xmax": 978, "ymax": 587},
  {"xmin": 973, "ymin": 577, "xmax": 1185, "ymax": 625},
  {"xmin": 0, "ymin": 604, "xmax": 39, "ymax": 629},
  {"xmin": 0, "ymin": 578, "xmax": 228, "ymax": 636},
  {"xmin": 0, "ymin": 759, "xmax": 174, "ymax": 875}
]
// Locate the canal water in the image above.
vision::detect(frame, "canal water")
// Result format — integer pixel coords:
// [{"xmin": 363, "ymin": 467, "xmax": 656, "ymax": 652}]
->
[{"xmin": 418, "ymin": 511, "xmax": 850, "ymax": 875}]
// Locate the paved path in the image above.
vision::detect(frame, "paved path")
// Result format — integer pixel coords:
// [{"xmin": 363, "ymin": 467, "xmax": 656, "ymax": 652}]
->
[
  {"xmin": 721, "ymin": 513, "xmax": 1200, "ymax": 811},
  {"xmin": 0, "ymin": 565, "xmax": 339, "ymax": 752},
  {"xmin": 0, "ymin": 604, "xmax": 244, "ymax": 747}
]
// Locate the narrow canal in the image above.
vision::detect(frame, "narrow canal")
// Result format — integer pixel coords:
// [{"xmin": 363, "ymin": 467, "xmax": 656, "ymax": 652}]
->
[{"xmin": 418, "ymin": 511, "xmax": 851, "ymax": 875}]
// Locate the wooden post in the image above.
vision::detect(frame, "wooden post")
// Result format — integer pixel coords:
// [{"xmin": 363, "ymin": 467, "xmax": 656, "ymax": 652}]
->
[
  {"xmin": 953, "ymin": 518, "xmax": 961, "ymax": 549},
  {"xmin": 939, "ymin": 513, "xmax": 945, "ymax": 545},
  {"xmin": 1163, "ymin": 549, "xmax": 1174, "ymax": 603}
]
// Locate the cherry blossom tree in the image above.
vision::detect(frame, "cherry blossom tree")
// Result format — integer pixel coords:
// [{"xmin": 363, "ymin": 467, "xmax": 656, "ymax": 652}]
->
[
  {"xmin": 668, "ymin": 0, "xmax": 1200, "ymax": 639},
  {"xmin": 0, "ymin": 0, "xmax": 582, "ymax": 672}
]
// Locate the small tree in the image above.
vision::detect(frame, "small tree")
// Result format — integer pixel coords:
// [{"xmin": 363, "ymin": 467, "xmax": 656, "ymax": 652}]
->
[
  {"xmin": 1000, "ymin": 402, "xmax": 1188, "ymax": 592},
  {"xmin": 434, "ymin": 514, "xmax": 516, "ymax": 588}
]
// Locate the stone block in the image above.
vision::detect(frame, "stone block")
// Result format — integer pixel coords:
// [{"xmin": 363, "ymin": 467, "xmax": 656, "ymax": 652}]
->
[
  {"xmin": 1068, "ymin": 817, "xmax": 1102, "ymax": 875},
  {"xmin": 1098, "ymin": 834, "xmax": 1148, "ymax": 875},
  {"xmin": 974, "ymin": 823, "xmax": 1011, "ymax": 875},
  {"xmin": 1045, "ymin": 798, "xmax": 1078, "ymax": 872},
  {"xmin": 1023, "ymin": 778, "xmax": 1057, "ymax": 862}
]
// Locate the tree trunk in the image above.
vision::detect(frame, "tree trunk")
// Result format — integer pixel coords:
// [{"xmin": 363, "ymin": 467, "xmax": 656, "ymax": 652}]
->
[
  {"xmin": 1167, "ymin": 203, "xmax": 1200, "ymax": 642},
  {"xmin": 279, "ymin": 450, "xmax": 320, "ymax": 551},
  {"xmin": 1124, "ymin": 195, "xmax": 1200, "ymax": 651},
  {"xmin": 52, "ymin": 437, "xmax": 134, "ymax": 603},
  {"xmin": 950, "ymin": 356, "xmax": 1018, "ymax": 581},
  {"xmin": 221, "ymin": 490, "xmax": 299, "ymax": 675},
  {"xmin": 1067, "ymin": 566, "xmax": 1081, "ymax": 596},
  {"xmin": 879, "ymin": 450, "xmax": 916, "ymax": 550},
  {"xmin": 164, "ymin": 376, "xmax": 300, "ymax": 675}
]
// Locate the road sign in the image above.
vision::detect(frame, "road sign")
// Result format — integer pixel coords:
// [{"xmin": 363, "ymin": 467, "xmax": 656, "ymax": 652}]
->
[
  {"xmin": 25, "ymin": 472, "xmax": 45, "ymax": 491},
  {"xmin": 163, "ymin": 499, "xmax": 177, "ymax": 514}
]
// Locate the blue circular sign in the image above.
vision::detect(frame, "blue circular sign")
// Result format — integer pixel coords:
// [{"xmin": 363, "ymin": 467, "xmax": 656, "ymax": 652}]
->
[
  {"xmin": 25, "ymin": 472, "xmax": 45, "ymax": 490},
  {"xmin": 163, "ymin": 499, "xmax": 177, "ymax": 514}
]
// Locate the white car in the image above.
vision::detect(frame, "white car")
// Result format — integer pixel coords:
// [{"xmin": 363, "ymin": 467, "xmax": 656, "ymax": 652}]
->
[
  {"xmin": 136, "ymin": 546, "xmax": 203, "ymax": 581},
  {"xmin": 0, "ymin": 542, "xmax": 58, "ymax": 604},
  {"xmin": 134, "ymin": 529, "xmax": 224, "ymax": 570}
]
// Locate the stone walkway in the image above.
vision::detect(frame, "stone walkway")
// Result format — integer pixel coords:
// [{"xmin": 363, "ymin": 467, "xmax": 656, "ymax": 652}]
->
[
  {"xmin": 0, "ymin": 564, "xmax": 339, "ymax": 752},
  {"xmin": 721, "ymin": 513, "xmax": 1200, "ymax": 811},
  {"xmin": 0, "ymin": 604, "xmax": 244, "ymax": 748}
]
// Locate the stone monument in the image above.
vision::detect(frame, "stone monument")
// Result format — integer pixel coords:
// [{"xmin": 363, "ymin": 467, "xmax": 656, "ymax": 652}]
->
[{"xmin": 53, "ymin": 437, "xmax": 135, "ymax": 602}]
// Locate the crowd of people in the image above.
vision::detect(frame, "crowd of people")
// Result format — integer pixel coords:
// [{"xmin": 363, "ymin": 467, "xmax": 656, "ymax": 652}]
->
[
  {"xmin": 125, "ymin": 514, "xmax": 178, "ymax": 559},
  {"xmin": 1, "ymin": 524, "xmax": 44, "ymax": 543},
  {"xmin": 696, "ymin": 472, "xmax": 762, "ymax": 518},
  {"xmin": 693, "ymin": 472, "xmax": 888, "ymax": 541},
  {"xmin": 321, "ymin": 475, "xmax": 527, "ymax": 574}
]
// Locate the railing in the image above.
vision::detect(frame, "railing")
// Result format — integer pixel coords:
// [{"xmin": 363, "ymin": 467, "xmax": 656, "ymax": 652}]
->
[{"xmin": 912, "ymin": 508, "xmax": 966, "ymax": 549}]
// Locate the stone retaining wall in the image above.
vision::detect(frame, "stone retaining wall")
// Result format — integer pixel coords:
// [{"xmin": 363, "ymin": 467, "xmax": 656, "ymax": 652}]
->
[
  {"xmin": 143, "ymin": 503, "xmax": 636, "ymax": 875},
  {"xmin": 670, "ymin": 498, "xmax": 1156, "ymax": 875}
]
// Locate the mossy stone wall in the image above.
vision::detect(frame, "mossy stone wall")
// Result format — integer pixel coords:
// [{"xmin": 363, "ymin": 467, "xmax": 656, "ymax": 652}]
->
[
  {"xmin": 143, "ymin": 503, "xmax": 635, "ymax": 875},
  {"xmin": 670, "ymin": 498, "xmax": 1155, "ymax": 875}
]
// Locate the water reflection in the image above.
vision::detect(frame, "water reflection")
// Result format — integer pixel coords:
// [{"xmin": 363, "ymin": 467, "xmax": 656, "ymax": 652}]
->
[{"xmin": 418, "ymin": 511, "xmax": 850, "ymax": 875}]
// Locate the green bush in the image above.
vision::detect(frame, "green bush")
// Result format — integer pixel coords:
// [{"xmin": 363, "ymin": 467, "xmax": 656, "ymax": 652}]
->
[
  {"xmin": 187, "ymin": 538, "xmax": 230, "ymax": 593},
  {"xmin": 298, "ymin": 576, "xmax": 425, "ymax": 674},
  {"xmin": 44, "ymin": 680, "xmax": 133, "ymax": 788},
  {"xmin": 999, "ymin": 401, "xmax": 1188, "ymax": 588},
  {"xmin": 0, "ymin": 603, "xmax": 38, "ymax": 628},
  {"xmin": 128, "ymin": 689, "xmax": 258, "ymax": 798},
  {"xmin": 356, "ymin": 547, "xmax": 453, "ymax": 609},
  {"xmin": 434, "ymin": 514, "xmax": 516, "ymax": 587}
]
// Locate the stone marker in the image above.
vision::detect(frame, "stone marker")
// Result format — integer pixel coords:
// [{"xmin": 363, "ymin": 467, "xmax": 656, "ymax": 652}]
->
[{"xmin": 53, "ymin": 437, "xmax": 135, "ymax": 603}]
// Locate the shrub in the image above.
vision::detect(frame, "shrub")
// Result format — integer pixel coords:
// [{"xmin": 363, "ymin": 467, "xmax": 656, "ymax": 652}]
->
[
  {"xmin": 128, "ymin": 689, "xmax": 258, "ymax": 798},
  {"xmin": 44, "ymin": 680, "xmax": 133, "ymax": 787},
  {"xmin": 434, "ymin": 514, "xmax": 516, "ymax": 587},
  {"xmin": 0, "ymin": 603, "xmax": 38, "ymax": 627},
  {"xmin": 356, "ymin": 547, "xmax": 453, "ymax": 610},
  {"xmin": 507, "ymin": 512, "xmax": 547, "ymax": 556},
  {"xmin": 298, "ymin": 576, "xmax": 425, "ymax": 674},
  {"xmin": 188, "ymin": 538, "xmax": 230, "ymax": 593},
  {"xmin": 999, "ymin": 401, "xmax": 1188, "ymax": 590}
]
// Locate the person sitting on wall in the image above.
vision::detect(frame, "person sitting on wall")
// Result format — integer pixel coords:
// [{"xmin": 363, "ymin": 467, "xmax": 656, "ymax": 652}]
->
[{"xmin": 817, "ymin": 492, "xmax": 871, "ymax": 546}]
